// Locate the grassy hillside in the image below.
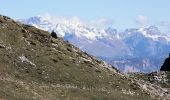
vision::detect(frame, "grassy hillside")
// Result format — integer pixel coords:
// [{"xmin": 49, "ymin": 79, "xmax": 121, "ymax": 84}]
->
[{"xmin": 0, "ymin": 15, "xmax": 168, "ymax": 100}]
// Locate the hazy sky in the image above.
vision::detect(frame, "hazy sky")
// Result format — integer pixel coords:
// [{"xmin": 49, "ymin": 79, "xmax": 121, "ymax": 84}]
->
[{"xmin": 1, "ymin": 0, "xmax": 170, "ymax": 31}]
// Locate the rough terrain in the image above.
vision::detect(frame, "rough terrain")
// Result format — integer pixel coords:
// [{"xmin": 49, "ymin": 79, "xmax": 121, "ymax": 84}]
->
[{"xmin": 0, "ymin": 15, "xmax": 169, "ymax": 100}]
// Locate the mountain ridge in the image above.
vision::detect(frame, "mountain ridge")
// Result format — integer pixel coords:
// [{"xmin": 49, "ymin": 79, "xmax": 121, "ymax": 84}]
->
[{"xmin": 19, "ymin": 15, "xmax": 170, "ymax": 73}]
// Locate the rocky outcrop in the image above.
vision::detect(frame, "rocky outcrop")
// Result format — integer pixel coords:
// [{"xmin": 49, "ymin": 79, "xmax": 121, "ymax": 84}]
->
[{"xmin": 160, "ymin": 54, "xmax": 170, "ymax": 71}]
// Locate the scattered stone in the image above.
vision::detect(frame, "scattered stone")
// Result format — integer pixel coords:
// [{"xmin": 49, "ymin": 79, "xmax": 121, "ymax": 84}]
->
[
  {"xmin": 51, "ymin": 58, "xmax": 58, "ymax": 63},
  {"xmin": 19, "ymin": 55, "xmax": 36, "ymax": 67},
  {"xmin": 21, "ymin": 29, "xmax": 28, "ymax": 33},
  {"xmin": 0, "ymin": 44, "xmax": 5, "ymax": 48},
  {"xmin": 95, "ymin": 69, "xmax": 102, "ymax": 73}
]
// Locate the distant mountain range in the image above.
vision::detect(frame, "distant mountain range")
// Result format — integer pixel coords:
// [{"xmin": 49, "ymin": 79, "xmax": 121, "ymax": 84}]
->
[{"xmin": 19, "ymin": 15, "xmax": 170, "ymax": 73}]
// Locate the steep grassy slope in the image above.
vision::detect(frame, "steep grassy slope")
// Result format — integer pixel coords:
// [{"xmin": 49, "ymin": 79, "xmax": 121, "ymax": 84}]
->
[{"xmin": 0, "ymin": 15, "xmax": 167, "ymax": 100}]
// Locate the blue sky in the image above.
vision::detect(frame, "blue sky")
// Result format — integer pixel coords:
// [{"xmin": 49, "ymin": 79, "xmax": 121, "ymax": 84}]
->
[{"xmin": 1, "ymin": 0, "xmax": 170, "ymax": 31}]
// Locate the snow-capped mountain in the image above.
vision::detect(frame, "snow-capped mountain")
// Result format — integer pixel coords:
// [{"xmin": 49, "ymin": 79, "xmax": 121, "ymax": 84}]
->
[{"xmin": 19, "ymin": 15, "xmax": 170, "ymax": 73}]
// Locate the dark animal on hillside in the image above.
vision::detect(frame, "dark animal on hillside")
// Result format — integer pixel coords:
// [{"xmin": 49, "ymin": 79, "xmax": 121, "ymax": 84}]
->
[{"xmin": 51, "ymin": 31, "xmax": 58, "ymax": 39}]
